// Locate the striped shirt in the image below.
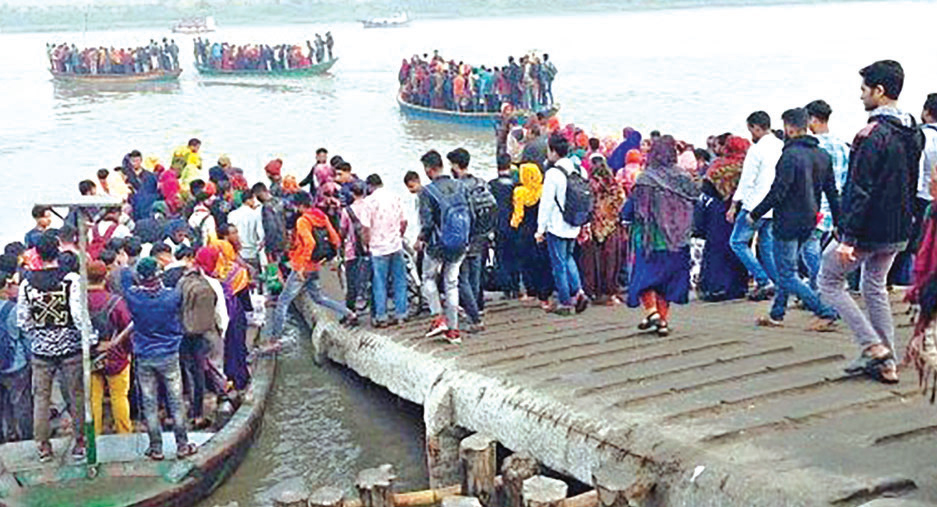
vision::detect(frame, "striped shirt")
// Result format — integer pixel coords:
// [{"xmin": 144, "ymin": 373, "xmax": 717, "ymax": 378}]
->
[{"xmin": 815, "ymin": 133, "xmax": 850, "ymax": 232}]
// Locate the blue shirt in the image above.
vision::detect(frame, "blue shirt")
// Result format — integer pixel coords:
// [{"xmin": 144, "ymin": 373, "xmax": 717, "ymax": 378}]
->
[
  {"xmin": 815, "ymin": 133, "xmax": 850, "ymax": 232},
  {"xmin": 0, "ymin": 301, "xmax": 28, "ymax": 374},
  {"xmin": 119, "ymin": 270, "xmax": 184, "ymax": 359}
]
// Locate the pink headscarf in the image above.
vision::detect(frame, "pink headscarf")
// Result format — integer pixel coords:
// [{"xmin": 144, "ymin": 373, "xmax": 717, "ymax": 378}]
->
[
  {"xmin": 195, "ymin": 247, "xmax": 220, "ymax": 275},
  {"xmin": 158, "ymin": 169, "xmax": 181, "ymax": 214}
]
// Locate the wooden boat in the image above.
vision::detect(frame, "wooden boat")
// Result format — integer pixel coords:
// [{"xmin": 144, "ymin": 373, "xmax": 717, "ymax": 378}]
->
[
  {"xmin": 195, "ymin": 58, "xmax": 338, "ymax": 77},
  {"xmin": 0, "ymin": 349, "xmax": 277, "ymax": 507},
  {"xmin": 359, "ymin": 12, "xmax": 410, "ymax": 28},
  {"xmin": 171, "ymin": 16, "xmax": 216, "ymax": 34},
  {"xmin": 50, "ymin": 69, "xmax": 182, "ymax": 84},
  {"xmin": 396, "ymin": 93, "xmax": 559, "ymax": 128}
]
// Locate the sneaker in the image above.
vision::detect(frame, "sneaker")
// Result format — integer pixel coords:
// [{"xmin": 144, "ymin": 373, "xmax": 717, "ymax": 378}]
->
[
  {"xmin": 373, "ymin": 319, "xmax": 389, "ymax": 329},
  {"xmin": 756, "ymin": 316, "xmax": 784, "ymax": 327},
  {"xmin": 748, "ymin": 282, "xmax": 776, "ymax": 302},
  {"xmin": 71, "ymin": 441, "xmax": 86, "ymax": 462},
  {"xmin": 176, "ymin": 443, "xmax": 199, "ymax": 459},
  {"xmin": 554, "ymin": 305, "xmax": 573, "ymax": 317},
  {"xmin": 425, "ymin": 316, "xmax": 449, "ymax": 338},
  {"xmin": 468, "ymin": 322, "xmax": 486, "ymax": 334},
  {"xmin": 340, "ymin": 314, "xmax": 360, "ymax": 328},
  {"xmin": 444, "ymin": 329, "xmax": 462, "ymax": 345},
  {"xmin": 144, "ymin": 448, "xmax": 165, "ymax": 461},
  {"xmin": 575, "ymin": 293, "xmax": 589, "ymax": 314},
  {"xmin": 37, "ymin": 442, "xmax": 53, "ymax": 463}
]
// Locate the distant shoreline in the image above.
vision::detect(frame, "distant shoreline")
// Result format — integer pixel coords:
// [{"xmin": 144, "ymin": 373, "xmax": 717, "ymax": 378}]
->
[{"xmin": 0, "ymin": 0, "xmax": 887, "ymax": 35}]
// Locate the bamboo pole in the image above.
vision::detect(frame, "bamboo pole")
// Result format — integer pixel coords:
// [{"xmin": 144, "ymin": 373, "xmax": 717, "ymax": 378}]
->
[{"xmin": 76, "ymin": 210, "xmax": 96, "ymax": 467}]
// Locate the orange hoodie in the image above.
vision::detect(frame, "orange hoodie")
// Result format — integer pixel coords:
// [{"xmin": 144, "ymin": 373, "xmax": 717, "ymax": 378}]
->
[{"xmin": 289, "ymin": 208, "xmax": 341, "ymax": 273}]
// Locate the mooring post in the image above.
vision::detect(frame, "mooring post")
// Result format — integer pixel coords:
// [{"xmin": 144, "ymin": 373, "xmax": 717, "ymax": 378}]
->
[
  {"xmin": 459, "ymin": 433, "xmax": 497, "ymax": 507},
  {"xmin": 522, "ymin": 476, "xmax": 567, "ymax": 507},
  {"xmin": 441, "ymin": 496, "xmax": 483, "ymax": 507},
  {"xmin": 424, "ymin": 384, "xmax": 468, "ymax": 488},
  {"xmin": 356, "ymin": 464, "xmax": 397, "ymax": 507},
  {"xmin": 592, "ymin": 464, "xmax": 655, "ymax": 507},
  {"xmin": 272, "ymin": 479, "xmax": 311, "ymax": 507},
  {"xmin": 500, "ymin": 453, "xmax": 539, "ymax": 507},
  {"xmin": 311, "ymin": 486, "xmax": 346, "ymax": 507}
]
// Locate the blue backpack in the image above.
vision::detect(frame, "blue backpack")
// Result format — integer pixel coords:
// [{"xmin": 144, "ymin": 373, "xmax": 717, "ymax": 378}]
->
[
  {"xmin": 0, "ymin": 302, "xmax": 18, "ymax": 371},
  {"xmin": 425, "ymin": 181, "xmax": 471, "ymax": 256}
]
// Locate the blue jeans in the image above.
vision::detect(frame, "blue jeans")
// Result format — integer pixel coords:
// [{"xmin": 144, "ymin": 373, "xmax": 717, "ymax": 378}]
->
[
  {"xmin": 372, "ymin": 251, "xmax": 408, "ymax": 322},
  {"xmin": 458, "ymin": 255, "xmax": 482, "ymax": 324},
  {"xmin": 546, "ymin": 234, "xmax": 582, "ymax": 306},
  {"xmin": 730, "ymin": 211, "xmax": 777, "ymax": 287},
  {"xmin": 136, "ymin": 353, "xmax": 188, "ymax": 453},
  {"xmin": 271, "ymin": 270, "xmax": 351, "ymax": 338},
  {"xmin": 799, "ymin": 230, "xmax": 822, "ymax": 291},
  {"xmin": 771, "ymin": 236, "xmax": 837, "ymax": 321}
]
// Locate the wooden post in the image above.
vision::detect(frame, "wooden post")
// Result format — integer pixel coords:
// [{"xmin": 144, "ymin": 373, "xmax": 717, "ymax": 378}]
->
[
  {"xmin": 273, "ymin": 482, "xmax": 311, "ymax": 507},
  {"xmin": 459, "ymin": 434, "xmax": 497, "ymax": 507},
  {"xmin": 592, "ymin": 464, "xmax": 654, "ymax": 507},
  {"xmin": 500, "ymin": 453, "xmax": 539, "ymax": 507},
  {"xmin": 356, "ymin": 464, "xmax": 397, "ymax": 507},
  {"xmin": 441, "ymin": 496, "xmax": 482, "ymax": 507},
  {"xmin": 310, "ymin": 486, "xmax": 345, "ymax": 507},
  {"xmin": 521, "ymin": 476, "xmax": 567, "ymax": 507}
]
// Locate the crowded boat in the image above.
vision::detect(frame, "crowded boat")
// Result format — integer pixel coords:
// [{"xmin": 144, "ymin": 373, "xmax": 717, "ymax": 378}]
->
[
  {"xmin": 398, "ymin": 51, "xmax": 558, "ymax": 113},
  {"xmin": 47, "ymin": 40, "xmax": 180, "ymax": 75},
  {"xmin": 193, "ymin": 34, "xmax": 335, "ymax": 71}
]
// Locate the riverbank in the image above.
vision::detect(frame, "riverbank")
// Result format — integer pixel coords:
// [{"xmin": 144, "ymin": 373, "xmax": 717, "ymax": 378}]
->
[{"xmin": 293, "ymin": 277, "xmax": 937, "ymax": 505}]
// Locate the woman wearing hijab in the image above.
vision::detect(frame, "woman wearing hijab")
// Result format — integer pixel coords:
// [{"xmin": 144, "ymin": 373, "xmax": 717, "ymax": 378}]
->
[
  {"xmin": 158, "ymin": 169, "xmax": 182, "ymax": 216},
  {"xmin": 617, "ymin": 149, "xmax": 645, "ymax": 196},
  {"xmin": 315, "ymin": 181, "xmax": 343, "ymax": 231},
  {"xmin": 607, "ymin": 128, "xmax": 642, "ymax": 171},
  {"xmin": 578, "ymin": 155, "xmax": 626, "ymax": 304},
  {"xmin": 622, "ymin": 136, "xmax": 699, "ymax": 336},
  {"xmin": 210, "ymin": 227, "xmax": 252, "ymax": 393},
  {"xmin": 511, "ymin": 163, "xmax": 554, "ymax": 309},
  {"xmin": 697, "ymin": 136, "xmax": 751, "ymax": 301}
]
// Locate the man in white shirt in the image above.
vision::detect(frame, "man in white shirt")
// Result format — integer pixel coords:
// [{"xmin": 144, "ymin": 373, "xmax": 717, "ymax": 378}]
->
[
  {"xmin": 361, "ymin": 174, "xmax": 408, "ymax": 327},
  {"xmin": 536, "ymin": 133, "xmax": 588, "ymax": 315},
  {"xmin": 227, "ymin": 187, "xmax": 266, "ymax": 275},
  {"xmin": 727, "ymin": 111, "xmax": 783, "ymax": 300}
]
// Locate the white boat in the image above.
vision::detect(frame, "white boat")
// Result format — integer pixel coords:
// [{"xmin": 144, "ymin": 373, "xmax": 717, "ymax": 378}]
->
[
  {"xmin": 359, "ymin": 12, "xmax": 410, "ymax": 28},
  {"xmin": 171, "ymin": 15, "xmax": 217, "ymax": 34}
]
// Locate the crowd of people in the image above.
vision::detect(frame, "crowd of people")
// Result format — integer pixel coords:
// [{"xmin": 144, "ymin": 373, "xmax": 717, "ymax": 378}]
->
[
  {"xmin": 398, "ymin": 51, "xmax": 558, "ymax": 113},
  {"xmin": 48, "ymin": 39, "xmax": 180, "ymax": 75},
  {"xmin": 193, "ymin": 34, "xmax": 335, "ymax": 71}
]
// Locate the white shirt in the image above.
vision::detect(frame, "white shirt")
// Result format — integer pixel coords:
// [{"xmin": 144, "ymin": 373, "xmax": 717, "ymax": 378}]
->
[
  {"xmin": 919, "ymin": 124, "xmax": 937, "ymax": 201},
  {"xmin": 90, "ymin": 220, "xmax": 132, "ymax": 243},
  {"xmin": 733, "ymin": 134, "xmax": 783, "ymax": 218},
  {"xmin": 359, "ymin": 186, "xmax": 406, "ymax": 257},
  {"xmin": 228, "ymin": 204, "xmax": 266, "ymax": 263},
  {"xmin": 537, "ymin": 157, "xmax": 582, "ymax": 239}
]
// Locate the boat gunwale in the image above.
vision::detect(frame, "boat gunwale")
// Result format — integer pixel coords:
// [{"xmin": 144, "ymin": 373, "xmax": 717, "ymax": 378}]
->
[
  {"xmin": 49, "ymin": 69, "xmax": 182, "ymax": 83},
  {"xmin": 195, "ymin": 58, "xmax": 338, "ymax": 76}
]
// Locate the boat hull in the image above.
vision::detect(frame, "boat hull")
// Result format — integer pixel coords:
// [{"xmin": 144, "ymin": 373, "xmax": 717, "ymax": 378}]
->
[
  {"xmin": 50, "ymin": 69, "xmax": 182, "ymax": 84},
  {"xmin": 396, "ymin": 94, "xmax": 558, "ymax": 128},
  {"xmin": 195, "ymin": 58, "xmax": 338, "ymax": 77},
  {"xmin": 360, "ymin": 20, "xmax": 410, "ymax": 28}
]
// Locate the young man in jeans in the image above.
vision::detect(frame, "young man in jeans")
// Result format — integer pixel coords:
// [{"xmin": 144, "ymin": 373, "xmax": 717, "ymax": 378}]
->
[
  {"xmin": 0, "ymin": 270, "xmax": 32, "ymax": 444},
  {"xmin": 748, "ymin": 108, "xmax": 841, "ymax": 328},
  {"xmin": 448, "ymin": 148, "xmax": 488, "ymax": 332},
  {"xmin": 536, "ymin": 133, "xmax": 588, "ymax": 315},
  {"xmin": 819, "ymin": 60, "xmax": 924, "ymax": 384},
  {"xmin": 121, "ymin": 258, "xmax": 197, "ymax": 460},
  {"xmin": 361, "ymin": 174, "xmax": 409, "ymax": 327},
  {"xmin": 418, "ymin": 150, "xmax": 469, "ymax": 343},
  {"xmin": 17, "ymin": 232, "xmax": 90, "ymax": 462}
]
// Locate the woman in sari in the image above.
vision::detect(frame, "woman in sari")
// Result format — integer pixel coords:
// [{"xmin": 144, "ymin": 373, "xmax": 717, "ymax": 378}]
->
[
  {"xmin": 623, "ymin": 136, "xmax": 699, "ymax": 336},
  {"xmin": 511, "ymin": 163, "xmax": 554, "ymax": 309},
  {"xmin": 209, "ymin": 227, "xmax": 252, "ymax": 392},
  {"xmin": 696, "ymin": 136, "xmax": 751, "ymax": 301},
  {"xmin": 578, "ymin": 155, "xmax": 626, "ymax": 304}
]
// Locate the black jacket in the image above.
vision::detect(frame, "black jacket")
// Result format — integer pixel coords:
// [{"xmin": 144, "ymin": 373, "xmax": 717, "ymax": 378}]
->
[
  {"xmin": 750, "ymin": 135, "xmax": 840, "ymax": 240},
  {"xmin": 488, "ymin": 175, "xmax": 516, "ymax": 233},
  {"xmin": 840, "ymin": 114, "xmax": 924, "ymax": 249},
  {"xmin": 418, "ymin": 175, "xmax": 470, "ymax": 261}
]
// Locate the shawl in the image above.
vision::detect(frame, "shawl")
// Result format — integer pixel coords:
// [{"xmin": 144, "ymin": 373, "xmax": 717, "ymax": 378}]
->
[
  {"xmin": 631, "ymin": 136, "xmax": 700, "ymax": 254},
  {"xmin": 608, "ymin": 129, "xmax": 642, "ymax": 170},
  {"xmin": 616, "ymin": 149, "xmax": 645, "ymax": 195},
  {"xmin": 908, "ymin": 207, "xmax": 937, "ymax": 304},
  {"xmin": 704, "ymin": 136, "xmax": 750, "ymax": 201},
  {"xmin": 208, "ymin": 238, "xmax": 251, "ymax": 295},
  {"xmin": 589, "ymin": 160, "xmax": 625, "ymax": 243},
  {"xmin": 902, "ymin": 272, "xmax": 937, "ymax": 403},
  {"xmin": 511, "ymin": 163, "xmax": 543, "ymax": 228}
]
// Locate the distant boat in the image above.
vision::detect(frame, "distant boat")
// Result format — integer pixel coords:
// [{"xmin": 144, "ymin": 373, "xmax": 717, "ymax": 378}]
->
[
  {"xmin": 49, "ymin": 68, "xmax": 182, "ymax": 83},
  {"xmin": 171, "ymin": 16, "xmax": 216, "ymax": 34},
  {"xmin": 195, "ymin": 58, "xmax": 338, "ymax": 77},
  {"xmin": 359, "ymin": 12, "xmax": 410, "ymax": 29},
  {"xmin": 396, "ymin": 92, "xmax": 559, "ymax": 128}
]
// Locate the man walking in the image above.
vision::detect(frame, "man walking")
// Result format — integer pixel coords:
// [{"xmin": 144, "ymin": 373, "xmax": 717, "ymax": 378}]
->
[
  {"xmin": 536, "ymin": 134, "xmax": 588, "ymax": 315},
  {"xmin": 819, "ymin": 60, "xmax": 924, "ymax": 384},
  {"xmin": 728, "ymin": 111, "xmax": 784, "ymax": 300},
  {"xmin": 360, "ymin": 174, "xmax": 409, "ymax": 327},
  {"xmin": 748, "ymin": 108, "xmax": 841, "ymax": 328}
]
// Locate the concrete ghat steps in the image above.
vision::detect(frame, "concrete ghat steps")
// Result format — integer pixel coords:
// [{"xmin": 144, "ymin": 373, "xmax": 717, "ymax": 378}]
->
[{"xmin": 294, "ymin": 284, "xmax": 936, "ymax": 506}]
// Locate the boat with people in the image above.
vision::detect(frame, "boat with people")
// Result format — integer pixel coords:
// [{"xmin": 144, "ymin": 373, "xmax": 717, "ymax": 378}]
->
[
  {"xmin": 50, "ymin": 68, "xmax": 182, "ymax": 83},
  {"xmin": 171, "ymin": 16, "xmax": 216, "ymax": 34},
  {"xmin": 195, "ymin": 58, "xmax": 338, "ymax": 77},
  {"xmin": 359, "ymin": 12, "xmax": 410, "ymax": 28},
  {"xmin": 396, "ymin": 92, "xmax": 558, "ymax": 128}
]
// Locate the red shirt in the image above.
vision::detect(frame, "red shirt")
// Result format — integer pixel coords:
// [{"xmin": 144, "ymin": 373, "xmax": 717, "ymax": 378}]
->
[{"xmin": 88, "ymin": 288, "xmax": 133, "ymax": 376}]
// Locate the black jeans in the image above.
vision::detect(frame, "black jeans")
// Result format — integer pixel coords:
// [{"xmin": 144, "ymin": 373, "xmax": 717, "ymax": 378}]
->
[
  {"xmin": 494, "ymin": 228, "xmax": 520, "ymax": 297},
  {"xmin": 179, "ymin": 334, "xmax": 208, "ymax": 419},
  {"xmin": 345, "ymin": 256, "xmax": 371, "ymax": 312}
]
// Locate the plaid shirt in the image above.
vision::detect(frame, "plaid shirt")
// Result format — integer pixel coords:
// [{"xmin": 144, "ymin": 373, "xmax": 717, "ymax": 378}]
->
[{"xmin": 815, "ymin": 133, "xmax": 850, "ymax": 232}]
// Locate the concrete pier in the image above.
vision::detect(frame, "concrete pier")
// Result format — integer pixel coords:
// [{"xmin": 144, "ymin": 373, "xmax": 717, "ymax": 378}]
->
[{"xmin": 296, "ymin": 285, "xmax": 937, "ymax": 506}]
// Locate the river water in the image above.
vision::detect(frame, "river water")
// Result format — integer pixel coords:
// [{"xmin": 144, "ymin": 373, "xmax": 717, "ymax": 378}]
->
[{"xmin": 1, "ymin": 1, "xmax": 936, "ymax": 503}]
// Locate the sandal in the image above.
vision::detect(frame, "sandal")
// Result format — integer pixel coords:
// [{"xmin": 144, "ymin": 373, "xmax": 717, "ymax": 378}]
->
[
  {"xmin": 176, "ymin": 443, "xmax": 199, "ymax": 459},
  {"xmin": 656, "ymin": 321, "xmax": 671, "ymax": 337},
  {"xmin": 638, "ymin": 312, "xmax": 661, "ymax": 331},
  {"xmin": 144, "ymin": 448, "xmax": 165, "ymax": 461},
  {"xmin": 37, "ymin": 442, "xmax": 53, "ymax": 463}
]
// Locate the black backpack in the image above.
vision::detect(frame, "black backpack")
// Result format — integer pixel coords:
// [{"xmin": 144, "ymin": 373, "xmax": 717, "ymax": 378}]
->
[
  {"xmin": 310, "ymin": 226, "xmax": 337, "ymax": 262},
  {"xmin": 90, "ymin": 295, "xmax": 121, "ymax": 342},
  {"xmin": 553, "ymin": 163, "xmax": 594, "ymax": 227},
  {"xmin": 345, "ymin": 205, "xmax": 368, "ymax": 258},
  {"xmin": 465, "ymin": 176, "xmax": 498, "ymax": 238}
]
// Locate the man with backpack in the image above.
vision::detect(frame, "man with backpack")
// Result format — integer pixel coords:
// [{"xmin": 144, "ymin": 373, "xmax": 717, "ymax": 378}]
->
[
  {"xmin": 418, "ymin": 150, "xmax": 471, "ymax": 343},
  {"xmin": 448, "ymin": 148, "xmax": 494, "ymax": 332},
  {"xmin": 87, "ymin": 260, "xmax": 133, "ymax": 435},
  {"xmin": 536, "ymin": 134, "xmax": 591, "ymax": 315},
  {"xmin": 270, "ymin": 191, "xmax": 358, "ymax": 340},
  {"xmin": 0, "ymin": 271, "xmax": 32, "ymax": 443},
  {"xmin": 340, "ymin": 181, "xmax": 370, "ymax": 318},
  {"xmin": 360, "ymin": 174, "xmax": 408, "ymax": 327}
]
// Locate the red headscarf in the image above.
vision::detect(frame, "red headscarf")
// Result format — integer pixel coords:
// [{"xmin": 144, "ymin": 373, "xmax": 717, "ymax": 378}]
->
[
  {"xmin": 264, "ymin": 159, "xmax": 283, "ymax": 177},
  {"xmin": 704, "ymin": 136, "xmax": 751, "ymax": 201},
  {"xmin": 158, "ymin": 169, "xmax": 181, "ymax": 213},
  {"xmin": 195, "ymin": 246, "xmax": 220, "ymax": 275}
]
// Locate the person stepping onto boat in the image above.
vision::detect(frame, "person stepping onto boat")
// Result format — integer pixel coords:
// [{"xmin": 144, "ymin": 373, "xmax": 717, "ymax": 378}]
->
[
  {"xmin": 17, "ymin": 232, "xmax": 93, "ymax": 463},
  {"xmin": 120, "ymin": 258, "xmax": 198, "ymax": 460}
]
